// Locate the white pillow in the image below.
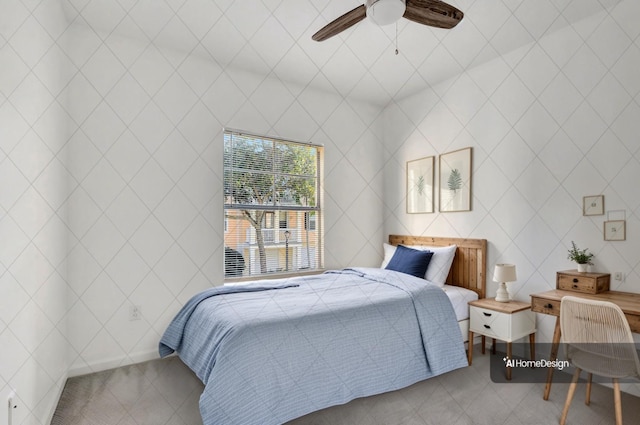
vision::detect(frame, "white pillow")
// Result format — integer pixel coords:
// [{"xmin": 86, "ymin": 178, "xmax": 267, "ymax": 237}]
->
[
  {"xmin": 421, "ymin": 245, "xmax": 457, "ymax": 286},
  {"xmin": 381, "ymin": 243, "xmax": 456, "ymax": 287},
  {"xmin": 381, "ymin": 242, "xmax": 396, "ymax": 268}
]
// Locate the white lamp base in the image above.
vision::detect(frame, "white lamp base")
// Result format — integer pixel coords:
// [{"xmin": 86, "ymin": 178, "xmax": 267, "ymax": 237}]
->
[{"xmin": 495, "ymin": 282, "xmax": 510, "ymax": 302}]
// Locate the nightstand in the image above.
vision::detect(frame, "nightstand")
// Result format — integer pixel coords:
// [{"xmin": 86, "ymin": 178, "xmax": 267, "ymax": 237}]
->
[{"xmin": 468, "ymin": 298, "xmax": 536, "ymax": 380}]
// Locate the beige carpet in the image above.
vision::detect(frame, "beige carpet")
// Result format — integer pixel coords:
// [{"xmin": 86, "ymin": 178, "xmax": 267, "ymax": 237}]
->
[{"xmin": 52, "ymin": 349, "xmax": 640, "ymax": 425}]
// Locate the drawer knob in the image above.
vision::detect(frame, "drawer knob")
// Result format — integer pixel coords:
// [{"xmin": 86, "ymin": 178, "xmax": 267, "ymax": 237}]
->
[
  {"xmin": 572, "ymin": 284, "xmax": 578, "ymax": 289},
  {"xmin": 484, "ymin": 324, "xmax": 491, "ymax": 329},
  {"xmin": 545, "ymin": 303, "xmax": 553, "ymax": 309},
  {"xmin": 483, "ymin": 312, "xmax": 492, "ymax": 317},
  {"xmin": 573, "ymin": 278, "xmax": 579, "ymax": 283}
]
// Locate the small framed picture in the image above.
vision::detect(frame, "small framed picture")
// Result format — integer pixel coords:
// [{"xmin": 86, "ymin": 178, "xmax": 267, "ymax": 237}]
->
[
  {"xmin": 604, "ymin": 220, "xmax": 626, "ymax": 241},
  {"xmin": 407, "ymin": 156, "xmax": 434, "ymax": 214},
  {"xmin": 583, "ymin": 195, "xmax": 604, "ymax": 216}
]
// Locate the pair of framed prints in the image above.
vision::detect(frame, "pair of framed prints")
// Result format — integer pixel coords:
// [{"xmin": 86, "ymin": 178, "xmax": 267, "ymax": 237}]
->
[
  {"xmin": 407, "ymin": 147, "xmax": 471, "ymax": 214},
  {"xmin": 583, "ymin": 195, "xmax": 626, "ymax": 241}
]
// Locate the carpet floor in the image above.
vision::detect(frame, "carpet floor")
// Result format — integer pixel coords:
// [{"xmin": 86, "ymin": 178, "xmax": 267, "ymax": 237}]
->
[{"xmin": 51, "ymin": 346, "xmax": 640, "ymax": 425}]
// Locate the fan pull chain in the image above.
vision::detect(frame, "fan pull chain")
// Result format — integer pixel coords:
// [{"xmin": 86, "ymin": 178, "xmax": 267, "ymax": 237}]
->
[{"xmin": 395, "ymin": 22, "xmax": 399, "ymax": 55}]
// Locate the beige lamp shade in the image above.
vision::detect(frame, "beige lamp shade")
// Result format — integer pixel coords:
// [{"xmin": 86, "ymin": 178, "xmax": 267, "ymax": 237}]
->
[
  {"xmin": 494, "ymin": 264, "xmax": 517, "ymax": 302},
  {"xmin": 493, "ymin": 264, "xmax": 517, "ymax": 283}
]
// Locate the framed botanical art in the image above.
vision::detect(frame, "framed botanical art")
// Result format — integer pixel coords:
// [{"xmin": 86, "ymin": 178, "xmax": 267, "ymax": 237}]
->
[
  {"xmin": 604, "ymin": 220, "xmax": 625, "ymax": 241},
  {"xmin": 583, "ymin": 195, "xmax": 604, "ymax": 216},
  {"xmin": 407, "ymin": 156, "xmax": 434, "ymax": 213},
  {"xmin": 439, "ymin": 147, "xmax": 472, "ymax": 212}
]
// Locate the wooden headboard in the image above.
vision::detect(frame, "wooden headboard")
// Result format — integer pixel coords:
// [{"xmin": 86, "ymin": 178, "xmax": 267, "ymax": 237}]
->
[{"xmin": 388, "ymin": 235, "xmax": 487, "ymax": 299}]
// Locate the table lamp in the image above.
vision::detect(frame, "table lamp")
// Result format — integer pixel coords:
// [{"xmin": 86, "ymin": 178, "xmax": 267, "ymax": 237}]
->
[{"xmin": 494, "ymin": 264, "xmax": 517, "ymax": 302}]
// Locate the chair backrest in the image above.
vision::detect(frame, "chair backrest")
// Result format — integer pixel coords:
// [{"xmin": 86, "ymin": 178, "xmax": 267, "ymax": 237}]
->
[{"xmin": 560, "ymin": 295, "xmax": 640, "ymax": 379}]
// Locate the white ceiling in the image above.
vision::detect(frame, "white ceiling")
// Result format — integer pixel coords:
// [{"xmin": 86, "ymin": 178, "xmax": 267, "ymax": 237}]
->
[{"xmin": 61, "ymin": 0, "xmax": 610, "ymax": 106}]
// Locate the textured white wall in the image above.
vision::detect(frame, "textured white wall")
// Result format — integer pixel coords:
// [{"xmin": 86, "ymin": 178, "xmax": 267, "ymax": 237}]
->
[
  {"xmin": 0, "ymin": 1, "xmax": 71, "ymax": 424},
  {"xmin": 62, "ymin": 24, "xmax": 385, "ymax": 375},
  {"xmin": 382, "ymin": 2, "xmax": 640, "ymax": 349}
]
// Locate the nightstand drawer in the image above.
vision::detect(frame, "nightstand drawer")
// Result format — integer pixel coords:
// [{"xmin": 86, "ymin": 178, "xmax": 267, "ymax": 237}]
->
[
  {"xmin": 469, "ymin": 306, "xmax": 509, "ymax": 339},
  {"xmin": 469, "ymin": 305, "xmax": 535, "ymax": 342}
]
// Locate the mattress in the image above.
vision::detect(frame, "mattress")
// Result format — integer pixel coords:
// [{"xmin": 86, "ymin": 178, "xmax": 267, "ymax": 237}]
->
[{"xmin": 443, "ymin": 284, "xmax": 478, "ymax": 321}]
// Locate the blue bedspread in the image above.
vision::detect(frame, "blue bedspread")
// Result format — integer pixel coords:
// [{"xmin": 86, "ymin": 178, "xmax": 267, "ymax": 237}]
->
[{"xmin": 159, "ymin": 268, "xmax": 468, "ymax": 425}]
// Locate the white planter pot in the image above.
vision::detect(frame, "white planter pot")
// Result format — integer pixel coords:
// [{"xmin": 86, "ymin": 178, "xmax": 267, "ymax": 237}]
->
[{"xmin": 577, "ymin": 263, "xmax": 588, "ymax": 273}]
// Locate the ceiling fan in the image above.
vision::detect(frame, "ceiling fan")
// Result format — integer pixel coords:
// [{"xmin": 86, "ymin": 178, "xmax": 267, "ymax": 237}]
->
[{"xmin": 312, "ymin": 0, "xmax": 464, "ymax": 42}]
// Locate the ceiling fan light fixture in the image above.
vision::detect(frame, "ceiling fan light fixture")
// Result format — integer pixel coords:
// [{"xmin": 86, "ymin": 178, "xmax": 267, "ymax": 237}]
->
[
  {"xmin": 365, "ymin": 0, "xmax": 406, "ymax": 26},
  {"xmin": 311, "ymin": 0, "xmax": 462, "ymax": 42}
]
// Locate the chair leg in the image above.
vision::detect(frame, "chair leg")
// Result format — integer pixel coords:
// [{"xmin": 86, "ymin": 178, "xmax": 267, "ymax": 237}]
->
[
  {"xmin": 585, "ymin": 373, "xmax": 592, "ymax": 405},
  {"xmin": 613, "ymin": 378, "xmax": 622, "ymax": 425},
  {"xmin": 560, "ymin": 368, "xmax": 581, "ymax": 425}
]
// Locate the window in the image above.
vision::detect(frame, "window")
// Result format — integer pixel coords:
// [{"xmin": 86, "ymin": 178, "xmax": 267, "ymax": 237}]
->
[
  {"xmin": 278, "ymin": 211, "xmax": 288, "ymax": 229},
  {"xmin": 263, "ymin": 212, "xmax": 275, "ymax": 229},
  {"xmin": 305, "ymin": 212, "xmax": 316, "ymax": 231},
  {"xmin": 223, "ymin": 130, "xmax": 323, "ymax": 278}
]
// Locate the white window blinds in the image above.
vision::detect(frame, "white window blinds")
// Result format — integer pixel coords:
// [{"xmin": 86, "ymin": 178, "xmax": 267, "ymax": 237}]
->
[{"xmin": 223, "ymin": 130, "xmax": 323, "ymax": 278}]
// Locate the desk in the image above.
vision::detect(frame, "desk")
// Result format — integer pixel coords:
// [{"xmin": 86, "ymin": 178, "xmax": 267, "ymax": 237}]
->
[{"xmin": 530, "ymin": 289, "xmax": 640, "ymax": 400}]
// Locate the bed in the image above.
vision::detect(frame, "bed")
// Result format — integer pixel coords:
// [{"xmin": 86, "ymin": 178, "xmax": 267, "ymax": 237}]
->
[
  {"xmin": 387, "ymin": 235, "xmax": 487, "ymax": 343},
  {"xmin": 159, "ymin": 235, "xmax": 486, "ymax": 425}
]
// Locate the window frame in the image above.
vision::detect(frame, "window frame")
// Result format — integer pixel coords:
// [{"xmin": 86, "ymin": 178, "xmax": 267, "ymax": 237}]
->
[{"xmin": 223, "ymin": 129, "xmax": 323, "ymax": 280}]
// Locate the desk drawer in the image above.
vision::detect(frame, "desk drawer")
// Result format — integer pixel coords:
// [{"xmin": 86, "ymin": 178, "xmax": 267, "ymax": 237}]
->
[
  {"xmin": 531, "ymin": 297, "xmax": 560, "ymax": 316},
  {"xmin": 626, "ymin": 313, "xmax": 640, "ymax": 334}
]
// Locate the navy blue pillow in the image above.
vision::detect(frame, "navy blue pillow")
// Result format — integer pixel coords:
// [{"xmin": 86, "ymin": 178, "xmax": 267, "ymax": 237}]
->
[{"xmin": 385, "ymin": 245, "xmax": 433, "ymax": 278}]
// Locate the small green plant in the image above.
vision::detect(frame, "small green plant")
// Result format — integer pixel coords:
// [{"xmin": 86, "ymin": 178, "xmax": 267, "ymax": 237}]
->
[{"xmin": 567, "ymin": 241, "xmax": 594, "ymax": 265}]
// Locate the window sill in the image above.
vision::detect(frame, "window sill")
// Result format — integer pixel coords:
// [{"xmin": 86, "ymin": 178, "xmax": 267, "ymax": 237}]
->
[{"xmin": 224, "ymin": 269, "xmax": 326, "ymax": 286}]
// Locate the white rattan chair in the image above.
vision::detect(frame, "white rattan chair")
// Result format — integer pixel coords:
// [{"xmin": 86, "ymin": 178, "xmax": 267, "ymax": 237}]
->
[{"xmin": 559, "ymin": 296, "xmax": 640, "ymax": 425}]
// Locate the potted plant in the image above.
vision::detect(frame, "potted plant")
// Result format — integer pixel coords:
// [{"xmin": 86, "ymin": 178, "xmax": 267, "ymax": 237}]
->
[{"xmin": 567, "ymin": 241, "xmax": 594, "ymax": 272}]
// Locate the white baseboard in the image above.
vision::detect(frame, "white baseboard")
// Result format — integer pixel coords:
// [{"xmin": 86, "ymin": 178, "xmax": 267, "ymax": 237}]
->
[
  {"xmin": 44, "ymin": 374, "xmax": 68, "ymax": 425},
  {"xmin": 69, "ymin": 350, "xmax": 160, "ymax": 378}
]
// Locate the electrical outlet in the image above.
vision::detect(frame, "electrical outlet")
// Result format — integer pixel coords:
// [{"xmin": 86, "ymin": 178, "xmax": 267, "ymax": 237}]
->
[
  {"xmin": 8, "ymin": 390, "xmax": 17, "ymax": 425},
  {"xmin": 614, "ymin": 272, "xmax": 624, "ymax": 281},
  {"xmin": 129, "ymin": 305, "xmax": 142, "ymax": 321}
]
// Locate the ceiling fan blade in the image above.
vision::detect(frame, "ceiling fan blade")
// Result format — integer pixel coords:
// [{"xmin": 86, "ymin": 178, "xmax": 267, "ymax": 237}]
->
[
  {"xmin": 312, "ymin": 5, "xmax": 367, "ymax": 41},
  {"xmin": 403, "ymin": 0, "xmax": 463, "ymax": 29}
]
